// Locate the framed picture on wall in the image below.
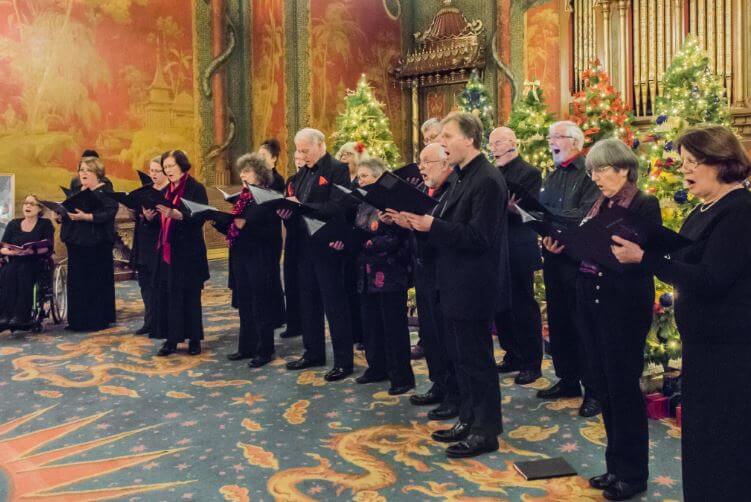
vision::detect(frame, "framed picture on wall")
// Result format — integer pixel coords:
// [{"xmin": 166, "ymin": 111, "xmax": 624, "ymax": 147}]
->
[{"xmin": 0, "ymin": 174, "xmax": 15, "ymax": 237}]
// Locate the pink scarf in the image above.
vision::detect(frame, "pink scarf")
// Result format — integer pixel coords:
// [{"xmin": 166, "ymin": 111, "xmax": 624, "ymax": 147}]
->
[
  {"xmin": 226, "ymin": 187, "xmax": 253, "ymax": 247},
  {"xmin": 158, "ymin": 174, "xmax": 189, "ymax": 264}
]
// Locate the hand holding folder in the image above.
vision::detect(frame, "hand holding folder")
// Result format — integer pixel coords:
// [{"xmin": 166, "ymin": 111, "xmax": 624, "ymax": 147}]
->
[
  {"xmin": 246, "ymin": 185, "xmax": 318, "ymax": 218},
  {"xmin": 41, "ymin": 188, "xmax": 104, "ymax": 216},
  {"xmin": 302, "ymin": 216, "xmax": 370, "ymax": 255},
  {"xmin": 216, "ymin": 187, "xmax": 242, "ymax": 204},
  {"xmin": 335, "ymin": 172, "xmax": 437, "ymax": 215},
  {"xmin": 104, "ymin": 186, "xmax": 174, "ymax": 211},
  {"xmin": 181, "ymin": 198, "xmax": 235, "ymax": 227}
]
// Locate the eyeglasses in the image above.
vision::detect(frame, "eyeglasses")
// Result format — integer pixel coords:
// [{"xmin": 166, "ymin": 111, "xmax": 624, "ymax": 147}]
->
[
  {"xmin": 585, "ymin": 165, "xmax": 614, "ymax": 178},
  {"xmin": 681, "ymin": 158, "xmax": 703, "ymax": 172},
  {"xmin": 546, "ymin": 135, "xmax": 574, "ymax": 142}
]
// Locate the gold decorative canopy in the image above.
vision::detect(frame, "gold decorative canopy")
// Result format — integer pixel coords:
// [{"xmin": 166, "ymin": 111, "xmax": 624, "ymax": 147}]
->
[{"xmin": 390, "ymin": 2, "xmax": 485, "ymax": 88}]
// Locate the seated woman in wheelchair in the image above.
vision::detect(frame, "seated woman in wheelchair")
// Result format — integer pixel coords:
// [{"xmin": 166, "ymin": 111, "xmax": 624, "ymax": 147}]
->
[{"xmin": 0, "ymin": 195, "xmax": 54, "ymax": 331}]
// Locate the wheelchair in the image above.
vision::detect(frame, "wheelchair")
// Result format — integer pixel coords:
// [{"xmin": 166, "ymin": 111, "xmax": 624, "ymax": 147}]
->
[{"xmin": 27, "ymin": 256, "xmax": 67, "ymax": 332}]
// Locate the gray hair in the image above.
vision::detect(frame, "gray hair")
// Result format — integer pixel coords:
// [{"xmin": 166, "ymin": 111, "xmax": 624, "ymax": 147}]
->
[
  {"xmin": 422, "ymin": 142, "xmax": 448, "ymax": 161},
  {"xmin": 236, "ymin": 152, "xmax": 273, "ymax": 186},
  {"xmin": 295, "ymin": 127, "xmax": 326, "ymax": 146},
  {"xmin": 357, "ymin": 157, "xmax": 388, "ymax": 178},
  {"xmin": 585, "ymin": 138, "xmax": 640, "ymax": 183},
  {"xmin": 550, "ymin": 120, "xmax": 585, "ymax": 150},
  {"xmin": 335, "ymin": 141, "xmax": 369, "ymax": 164},
  {"xmin": 420, "ymin": 117, "xmax": 441, "ymax": 134}
]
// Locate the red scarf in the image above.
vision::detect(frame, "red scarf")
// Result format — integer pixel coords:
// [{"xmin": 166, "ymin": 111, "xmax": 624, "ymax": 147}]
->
[
  {"xmin": 159, "ymin": 174, "xmax": 189, "ymax": 264},
  {"xmin": 226, "ymin": 187, "xmax": 253, "ymax": 247}
]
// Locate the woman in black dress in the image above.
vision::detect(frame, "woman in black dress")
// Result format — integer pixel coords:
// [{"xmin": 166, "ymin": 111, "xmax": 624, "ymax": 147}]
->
[
  {"xmin": 223, "ymin": 153, "xmax": 281, "ymax": 367},
  {"xmin": 612, "ymin": 125, "xmax": 751, "ymax": 501},
  {"xmin": 131, "ymin": 156, "xmax": 169, "ymax": 335},
  {"xmin": 153, "ymin": 150, "xmax": 209, "ymax": 356},
  {"xmin": 545, "ymin": 138, "xmax": 660, "ymax": 501},
  {"xmin": 0, "ymin": 195, "xmax": 54, "ymax": 330},
  {"xmin": 62, "ymin": 156, "xmax": 118, "ymax": 331},
  {"xmin": 348, "ymin": 157, "xmax": 415, "ymax": 395}
]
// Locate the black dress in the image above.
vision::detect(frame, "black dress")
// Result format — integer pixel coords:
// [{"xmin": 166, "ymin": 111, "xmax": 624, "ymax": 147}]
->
[
  {"xmin": 227, "ymin": 191, "xmax": 281, "ymax": 358},
  {"xmin": 61, "ymin": 186, "xmax": 118, "ymax": 331},
  {"xmin": 355, "ymin": 204, "xmax": 414, "ymax": 388},
  {"xmin": 151, "ymin": 176, "xmax": 210, "ymax": 345},
  {"xmin": 131, "ymin": 209, "xmax": 161, "ymax": 332},
  {"xmin": 344, "ymin": 176, "xmax": 363, "ymax": 345},
  {"xmin": 576, "ymin": 191, "xmax": 661, "ymax": 485},
  {"xmin": 643, "ymin": 188, "xmax": 751, "ymax": 501},
  {"xmin": 0, "ymin": 218, "xmax": 54, "ymax": 323}
]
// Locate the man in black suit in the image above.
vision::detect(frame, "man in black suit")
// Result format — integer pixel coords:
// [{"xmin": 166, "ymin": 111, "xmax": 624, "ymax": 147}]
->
[
  {"xmin": 489, "ymin": 127, "xmax": 544, "ymax": 385},
  {"xmin": 537, "ymin": 120, "xmax": 601, "ymax": 418},
  {"xmin": 401, "ymin": 112, "xmax": 506, "ymax": 458},
  {"xmin": 277, "ymin": 128, "xmax": 353, "ymax": 382}
]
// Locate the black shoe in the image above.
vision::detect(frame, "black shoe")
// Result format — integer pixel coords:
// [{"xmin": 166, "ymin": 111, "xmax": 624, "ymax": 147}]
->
[
  {"xmin": 279, "ymin": 330, "xmax": 301, "ymax": 339},
  {"xmin": 431, "ymin": 421, "xmax": 471, "ymax": 443},
  {"xmin": 536, "ymin": 379, "xmax": 582, "ymax": 399},
  {"xmin": 409, "ymin": 387, "xmax": 444, "ymax": 406},
  {"xmin": 355, "ymin": 372, "xmax": 388, "ymax": 384},
  {"xmin": 324, "ymin": 367, "xmax": 353, "ymax": 382},
  {"xmin": 445, "ymin": 434, "xmax": 499, "ymax": 458},
  {"xmin": 603, "ymin": 480, "xmax": 647, "ymax": 501},
  {"xmin": 427, "ymin": 404, "xmax": 460, "ymax": 421},
  {"xmin": 496, "ymin": 359, "xmax": 521, "ymax": 373},
  {"xmin": 188, "ymin": 342, "xmax": 201, "ymax": 356},
  {"xmin": 157, "ymin": 343, "xmax": 176, "ymax": 357},
  {"xmin": 248, "ymin": 355, "xmax": 273, "ymax": 368},
  {"xmin": 589, "ymin": 473, "xmax": 617, "ymax": 490},
  {"xmin": 388, "ymin": 384, "xmax": 415, "ymax": 396},
  {"xmin": 227, "ymin": 352, "xmax": 253, "ymax": 361},
  {"xmin": 135, "ymin": 325, "xmax": 150, "ymax": 335},
  {"xmin": 286, "ymin": 356, "xmax": 325, "ymax": 370},
  {"xmin": 354, "ymin": 342, "xmax": 365, "ymax": 351},
  {"xmin": 410, "ymin": 344, "xmax": 425, "ymax": 360},
  {"xmin": 579, "ymin": 397, "xmax": 601, "ymax": 417},
  {"xmin": 515, "ymin": 370, "xmax": 542, "ymax": 385},
  {"xmin": 9, "ymin": 317, "xmax": 32, "ymax": 329}
]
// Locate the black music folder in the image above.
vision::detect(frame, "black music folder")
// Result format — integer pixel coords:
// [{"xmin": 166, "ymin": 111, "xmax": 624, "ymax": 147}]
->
[
  {"xmin": 59, "ymin": 185, "xmax": 73, "ymax": 198},
  {"xmin": 105, "ymin": 186, "xmax": 174, "ymax": 210},
  {"xmin": 216, "ymin": 187, "xmax": 242, "ymax": 204},
  {"xmin": 564, "ymin": 205, "xmax": 692, "ymax": 271},
  {"xmin": 393, "ymin": 163, "xmax": 422, "ymax": 187},
  {"xmin": 42, "ymin": 189, "xmax": 103, "ymax": 215},
  {"xmin": 302, "ymin": 216, "xmax": 370, "ymax": 254},
  {"xmin": 516, "ymin": 205, "xmax": 569, "ymax": 241},
  {"xmin": 137, "ymin": 170, "xmax": 153, "ymax": 186},
  {"xmin": 506, "ymin": 180, "xmax": 550, "ymax": 216},
  {"xmin": 247, "ymin": 185, "xmax": 318, "ymax": 217},
  {"xmin": 513, "ymin": 458, "xmax": 577, "ymax": 481},
  {"xmin": 181, "ymin": 198, "xmax": 234, "ymax": 227},
  {"xmin": 339, "ymin": 172, "xmax": 437, "ymax": 215}
]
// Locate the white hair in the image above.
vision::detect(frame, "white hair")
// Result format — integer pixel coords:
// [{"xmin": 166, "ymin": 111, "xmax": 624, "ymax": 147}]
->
[
  {"xmin": 420, "ymin": 117, "xmax": 441, "ymax": 134},
  {"xmin": 295, "ymin": 128, "xmax": 326, "ymax": 146},
  {"xmin": 421, "ymin": 142, "xmax": 448, "ymax": 161},
  {"xmin": 550, "ymin": 121, "xmax": 585, "ymax": 149}
]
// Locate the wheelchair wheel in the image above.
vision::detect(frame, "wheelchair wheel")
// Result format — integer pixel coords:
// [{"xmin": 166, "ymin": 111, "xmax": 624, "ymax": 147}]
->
[{"xmin": 51, "ymin": 261, "xmax": 67, "ymax": 324}]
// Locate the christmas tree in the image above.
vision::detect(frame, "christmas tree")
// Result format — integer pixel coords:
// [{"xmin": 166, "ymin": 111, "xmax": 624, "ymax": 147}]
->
[
  {"xmin": 645, "ymin": 291, "xmax": 682, "ymax": 371},
  {"xmin": 506, "ymin": 80, "xmax": 555, "ymax": 174},
  {"xmin": 641, "ymin": 36, "xmax": 733, "ymax": 230},
  {"xmin": 457, "ymin": 69, "xmax": 494, "ymax": 151},
  {"xmin": 570, "ymin": 59, "xmax": 635, "ymax": 149},
  {"xmin": 331, "ymin": 75, "xmax": 401, "ymax": 167}
]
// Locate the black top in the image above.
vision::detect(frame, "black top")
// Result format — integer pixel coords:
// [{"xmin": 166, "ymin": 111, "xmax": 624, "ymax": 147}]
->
[
  {"xmin": 270, "ymin": 168, "xmax": 285, "ymax": 193},
  {"xmin": 539, "ymin": 155, "xmax": 600, "ymax": 228},
  {"xmin": 60, "ymin": 185, "xmax": 119, "ymax": 246},
  {"xmin": 1, "ymin": 218, "xmax": 54, "ymax": 261},
  {"xmin": 413, "ymin": 181, "xmax": 451, "ymax": 268},
  {"xmin": 231, "ymin": 200, "xmax": 282, "ymax": 254},
  {"xmin": 427, "ymin": 153, "xmax": 508, "ymax": 320},
  {"xmin": 132, "ymin": 211, "xmax": 160, "ymax": 268},
  {"xmin": 644, "ymin": 188, "xmax": 751, "ymax": 344},
  {"xmin": 499, "ymin": 155, "xmax": 542, "ymax": 272}
]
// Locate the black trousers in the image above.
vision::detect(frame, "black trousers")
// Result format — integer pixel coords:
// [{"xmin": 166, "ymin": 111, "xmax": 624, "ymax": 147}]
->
[
  {"xmin": 360, "ymin": 290, "xmax": 414, "ymax": 387},
  {"xmin": 296, "ymin": 247, "xmax": 353, "ymax": 368},
  {"xmin": 577, "ymin": 274, "xmax": 651, "ymax": 484},
  {"xmin": 154, "ymin": 260, "xmax": 204, "ymax": 344},
  {"xmin": 543, "ymin": 255, "xmax": 590, "ymax": 387},
  {"xmin": 344, "ymin": 255, "xmax": 363, "ymax": 344},
  {"xmin": 282, "ymin": 245, "xmax": 301, "ymax": 335},
  {"xmin": 270, "ymin": 244, "xmax": 286, "ymax": 328},
  {"xmin": 681, "ymin": 342, "xmax": 751, "ymax": 500},
  {"xmin": 66, "ymin": 242, "xmax": 116, "ymax": 331},
  {"xmin": 137, "ymin": 263, "xmax": 155, "ymax": 331},
  {"xmin": 444, "ymin": 317, "xmax": 502, "ymax": 437},
  {"xmin": 232, "ymin": 255, "xmax": 275, "ymax": 358},
  {"xmin": 415, "ymin": 263, "xmax": 459, "ymax": 406},
  {"xmin": 495, "ymin": 266, "xmax": 542, "ymax": 371},
  {"xmin": 0, "ymin": 258, "xmax": 43, "ymax": 322}
]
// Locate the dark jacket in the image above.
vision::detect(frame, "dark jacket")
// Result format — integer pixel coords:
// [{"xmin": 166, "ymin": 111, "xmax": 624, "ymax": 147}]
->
[
  {"xmin": 131, "ymin": 211, "xmax": 161, "ymax": 269},
  {"xmin": 270, "ymin": 168, "xmax": 286, "ymax": 193},
  {"xmin": 354, "ymin": 204, "xmax": 412, "ymax": 294},
  {"xmin": 60, "ymin": 185, "xmax": 119, "ymax": 246},
  {"xmin": 499, "ymin": 155, "xmax": 542, "ymax": 272},
  {"xmin": 539, "ymin": 155, "xmax": 600, "ymax": 228},
  {"xmin": 158, "ymin": 176, "xmax": 210, "ymax": 288},
  {"xmin": 644, "ymin": 188, "xmax": 751, "ymax": 345},
  {"xmin": 427, "ymin": 153, "xmax": 508, "ymax": 320}
]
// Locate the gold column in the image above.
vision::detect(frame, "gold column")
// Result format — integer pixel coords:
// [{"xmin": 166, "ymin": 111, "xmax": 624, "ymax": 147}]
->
[
  {"xmin": 674, "ymin": 0, "xmax": 685, "ymax": 55},
  {"xmin": 698, "ymin": 0, "xmax": 706, "ymax": 47},
  {"xmin": 600, "ymin": 0, "xmax": 612, "ymax": 74},
  {"xmin": 411, "ymin": 81, "xmax": 419, "ymax": 161},
  {"xmin": 616, "ymin": 0, "xmax": 630, "ymax": 101},
  {"xmin": 708, "ymin": 0, "xmax": 716, "ymax": 70},
  {"xmin": 657, "ymin": 0, "xmax": 665, "ymax": 97},
  {"xmin": 732, "ymin": 0, "xmax": 746, "ymax": 105},
  {"xmin": 647, "ymin": 0, "xmax": 656, "ymax": 113},
  {"xmin": 576, "ymin": 0, "xmax": 583, "ymax": 90},
  {"xmin": 690, "ymin": 0, "xmax": 697, "ymax": 36}
]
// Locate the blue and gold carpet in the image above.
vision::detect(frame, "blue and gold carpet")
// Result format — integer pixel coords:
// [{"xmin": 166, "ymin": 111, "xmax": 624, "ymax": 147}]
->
[{"xmin": 0, "ymin": 260, "xmax": 683, "ymax": 501}]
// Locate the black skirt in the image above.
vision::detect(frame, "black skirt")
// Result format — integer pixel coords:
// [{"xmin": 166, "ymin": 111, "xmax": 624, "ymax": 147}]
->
[
  {"xmin": 66, "ymin": 242, "xmax": 116, "ymax": 331},
  {"xmin": 151, "ymin": 258, "xmax": 204, "ymax": 343},
  {"xmin": 0, "ymin": 257, "xmax": 45, "ymax": 322}
]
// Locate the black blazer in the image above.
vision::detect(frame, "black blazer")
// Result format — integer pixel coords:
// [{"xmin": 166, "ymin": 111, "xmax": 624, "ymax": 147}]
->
[
  {"xmin": 499, "ymin": 156, "xmax": 542, "ymax": 272},
  {"xmin": 159, "ymin": 176, "xmax": 209, "ymax": 288},
  {"xmin": 427, "ymin": 153, "xmax": 509, "ymax": 320},
  {"xmin": 60, "ymin": 185, "xmax": 118, "ymax": 246}
]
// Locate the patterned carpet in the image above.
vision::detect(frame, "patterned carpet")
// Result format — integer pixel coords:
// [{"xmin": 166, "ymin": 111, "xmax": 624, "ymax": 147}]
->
[{"xmin": 0, "ymin": 259, "xmax": 683, "ymax": 502}]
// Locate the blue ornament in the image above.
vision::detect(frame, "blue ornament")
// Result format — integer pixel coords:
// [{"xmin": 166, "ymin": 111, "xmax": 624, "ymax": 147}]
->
[
  {"xmin": 656, "ymin": 115, "xmax": 668, "ymax": 125},
  {"xmin": 664, "ymin": 141, "xmax": 673, "ymax": 152},
  {"xmin": 674, "ymin": 189, "xmax": 688, "ymax": 204},
  {"xmin": 659, "ymin": 292, "xmax": 673, "ymax": 308},
  {"xmin": 632, "ymin": 138, "xmax": 640, "ymax": 149}
]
